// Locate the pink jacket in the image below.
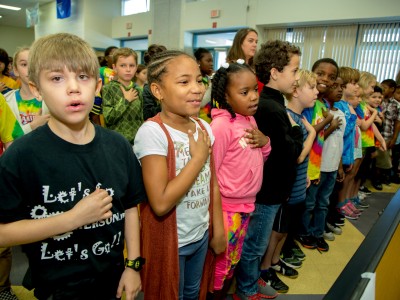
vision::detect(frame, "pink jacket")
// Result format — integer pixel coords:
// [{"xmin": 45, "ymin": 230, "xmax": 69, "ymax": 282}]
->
[{"xmin": 211, "ymin": 109, "xmax": 271, "ymax": 211}]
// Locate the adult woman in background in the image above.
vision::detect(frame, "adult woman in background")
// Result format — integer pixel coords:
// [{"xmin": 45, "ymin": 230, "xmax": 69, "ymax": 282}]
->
[{"xmin": 226, "ymin": 28, "xmax": 258, "ymax": 67}]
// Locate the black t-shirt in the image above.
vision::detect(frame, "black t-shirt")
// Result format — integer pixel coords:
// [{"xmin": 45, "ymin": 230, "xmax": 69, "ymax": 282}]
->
[
  {"xmin": 254, "ymin": 86, "xmax": 304, "ymax": 205},
  {"xmin": 0, "ymin": 124, "xmax": 146, "ymax": 293}
]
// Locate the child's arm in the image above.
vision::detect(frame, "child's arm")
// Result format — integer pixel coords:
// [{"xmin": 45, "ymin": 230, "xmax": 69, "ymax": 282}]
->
[
  {"xmin": 359, "ymin": 106, "xmax": 378, "ymax": 131},
  {"xmin": 141, "ymin": 129, "xmax": 211, "ymax": 216},
  {"xmin": 0, "ymin": 189, "xmax": 112, "ymax": 247},
  {"xmin": 387, "ymin": 120, "xmax": 400, "ymax": 149},
  {"xmin": 313, "ymin": 109, "xmax": 333, "ymax": 133},
  {"xmin": 372, "ymin": 123, "xmax": 387, "ymax": 151},
  {"xmin": 337, "ymin": 159, "xmax": 345, "ymax": 182},
  {"xmin": 116, "ymin": 206, "xmax": 141, "ymax": 300},
  {"xmin": 209, "ymin": 171, "xmax": 226, "ymax": 255},
  {"xmin": 297, "ymin": 117, "xmax": 316, "ymax": 164}
]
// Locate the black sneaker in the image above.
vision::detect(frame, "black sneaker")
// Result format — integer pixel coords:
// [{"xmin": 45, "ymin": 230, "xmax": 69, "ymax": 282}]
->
[
  {"xmin": 271, "ymin": 260, "xmax": 298, "ymax": 278},
  {"xmin": 316, "ymin": 237, "xmax": 329, "ymax": 252},
  {"xmin": 359, "ymin": 186, "xmax": 372, "ymax": 195},
  {"xmin": 290, "ymin": 241, "xmax": 306, "ymax": 261},
  {"xmin": 296, "ymin": 235, "xmax": 317, "ymax": 249},
  {"xmin": 0, "ymin": 288, "xmax": 18, "ymax": 300},
  {"xmin": 372, "ymin": 181, "xmax": 383, "ymax": 190},
  {"xmin": 280, "ymin": 254, "xmax": 302, "ymax": 269},
  {"xmin": 260, "ymin": 269, "xmax": 289, "ymax": 293}
]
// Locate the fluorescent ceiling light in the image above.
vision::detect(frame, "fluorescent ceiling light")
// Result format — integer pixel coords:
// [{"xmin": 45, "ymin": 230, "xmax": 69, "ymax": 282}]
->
[
  {"xmin": 205, "ymin": 39, "xmax": 217, "ymax": 44},
  {"xmin": 0, "ymin": 4, "xmax": 21, "ymax": 11}
]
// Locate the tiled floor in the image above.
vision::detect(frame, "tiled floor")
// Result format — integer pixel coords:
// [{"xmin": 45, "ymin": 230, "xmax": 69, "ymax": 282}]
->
[{"xmin": 10, "ymin": 183, "xmax": 397, "ymax": 300}]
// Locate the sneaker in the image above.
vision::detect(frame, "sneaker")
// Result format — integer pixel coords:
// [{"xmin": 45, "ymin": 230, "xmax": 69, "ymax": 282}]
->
[
  {"xmin": 347, "ymin": 200, "xmax": 363, "ymax": 214},
  {"xmin": 359, "ymin": 186, "xmax": 372, "ymax": 195},
  {"xmin": 323, "ymin": 230, "xmax": 335, "ymax": 241},
  {"xmin": 260, "ymin": 269, "xmax": 289, "ymax": 294},
  {"xmin": 256, "ymin": 277, "xmax": 278, "ymax": 299},
  {"xmin": 296, "ymin": 235, "xmax": 317, "ymax": 249},
  {"xmin": 352, "ymin": 196, "xmax": 370, "ymax": 208},
  {"xmin": 372, "ymin": 181, "xmax": 383, "ymax": 190},
  {"xmin": 358, "ymin": 192, "xmax": 366, "ymax": 200},
  {"xmin": 339, "ymin": 203, "xmax": 359, "ymax": 220},
  {"xmin": 327, "ymin": 222, "xmax": 342, "ymax": 235},
  {"xmin": 316, "ymin": 237, "xmax": 329, "ymax": 252},
  {"xmin": 233, "ymin": 292, "xmax": 262, "ymax": 300},
  {"xmin": 0, "ymin": 288, "xmax": 18, "ymax": 300},
  {"xmin": 280, "ymin": 256, "xmax": 302, "ymax": 269},
  {"xmin": 271, "ymin": 260, "xmax": 298, "ymax": 278},
  {"xmin": 290, "ymin": 242, "xmax": 306, "ymax": 261}
]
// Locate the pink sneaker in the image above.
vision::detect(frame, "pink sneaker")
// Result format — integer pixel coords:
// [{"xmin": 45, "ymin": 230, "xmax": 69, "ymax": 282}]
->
[
  {"xmin": 346, "ymin": 201, "xmax": 362, "ymax": 215},
  {"xmin": 339, "ymin": 203, "xmax": 359, "ymax": 220}
]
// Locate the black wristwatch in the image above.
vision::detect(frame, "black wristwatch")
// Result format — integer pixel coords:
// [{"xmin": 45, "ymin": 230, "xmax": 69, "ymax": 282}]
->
[{"xmin": 125, "ymin": 257, "xmax": 145, "ymax": 271}]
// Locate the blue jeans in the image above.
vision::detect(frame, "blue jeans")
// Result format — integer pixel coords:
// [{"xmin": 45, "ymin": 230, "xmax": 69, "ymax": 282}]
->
[
  {"xmin": 235, "ymin": 203, "xmax": 281, "ymax": 296},
  {"xmin": 178, "ymin": 230, "xmax": 209, "ymax": 300},
  {"xmin": 302, "ymin": 171, "xmax": 337, "ymax": 238}
]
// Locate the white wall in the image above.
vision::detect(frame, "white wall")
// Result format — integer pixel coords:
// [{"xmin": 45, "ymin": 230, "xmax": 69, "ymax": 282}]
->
[
  {"xmin": 0, "ymin": 26, "xmax": 34, "ymax": 55},
  {"xmin": 112, "ymin": 12, "xmax": 151, "ymax": 39}
]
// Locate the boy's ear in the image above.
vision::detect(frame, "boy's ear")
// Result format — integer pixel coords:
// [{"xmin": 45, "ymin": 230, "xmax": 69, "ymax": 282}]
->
[
  {"xmin": 270, "ymin": 67, "xmax": 279, "ymax": 81},
  {"xmin": 29, "ymin": 81, "xmax": 42, "ymax": 100},
  {"xmin": 150, "ymin": 82, "xmax": 163, "ymax": 102},
  {"xmin": 95, "ymin": 78, "xmax": 102, "ymax": 95}
]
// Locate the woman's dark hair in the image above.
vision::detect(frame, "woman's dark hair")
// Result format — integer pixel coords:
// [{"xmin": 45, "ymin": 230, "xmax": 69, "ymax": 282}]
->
[
  {"xmin": 143, "ymin": 44, "xmax": 167, "ymax": 66},
  {"xmin": 104, "ymin": 46, "xmax": 118, "ymax": 57},
  {"xmin": 212, "ymin": 62, "xmax": 255, "ymax": 119},
  {"xmin": 194, "ymin": 48, "xmax": 211, "ymax": 62},
  {"xmin": 254, "ymin": 40, "xmax": 301, "ymax": 85},
  {"xmin": 0, "ymin": 48, "xmax": 10, "ymax": 75}
]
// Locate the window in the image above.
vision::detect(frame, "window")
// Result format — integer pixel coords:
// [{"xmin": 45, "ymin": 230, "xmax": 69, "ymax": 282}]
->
[
  {"xmin": 122, "ymin": 0, "xmax": 150, "ymax": 16},
  {"xmin": 263, "ymin": 23, "xmax": 400, "ymax": 81}
]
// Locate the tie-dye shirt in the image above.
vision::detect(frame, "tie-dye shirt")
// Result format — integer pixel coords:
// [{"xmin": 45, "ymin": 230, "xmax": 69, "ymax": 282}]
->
[
  {"xmin": 0, "ymin": 94, "xmax": 24, "ymax": 145},
  {"xmin": 303, "ymin": 100, "xmax": 327, "ymax": 180},
  {"xmin": 15, "ymin": 90, "xmax": 42, "ymax": 126},
  {"xmin": 355, "ymin": 101, "xmax": 375, "ymax": 148}
]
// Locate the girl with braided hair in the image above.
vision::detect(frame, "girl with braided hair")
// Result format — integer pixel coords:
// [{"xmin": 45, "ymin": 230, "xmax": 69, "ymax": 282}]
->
[{"xmin": 209, "ymin": 61, "xmax": 271, "ymax": 300}]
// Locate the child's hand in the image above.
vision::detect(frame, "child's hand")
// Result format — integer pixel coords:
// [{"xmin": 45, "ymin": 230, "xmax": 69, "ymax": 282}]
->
[
  {"xmin": 121, "ymin": 86, "xmax": 139, "ymax": 102},
  {"xmin": 345, "ymin": 164, "xmax": 353, "ymax": 173},
  {"xmin": 0, "ymin": 82, "xmax": 7, "ymax": 92},
  {"xmin": 117, "ymin": 268, "xmax": 141, "ymax": 300},
  {"xmin": 302, "ymin": 117, "xmax": 316, "ymax": 135},
  {"xmin": 322, "ymin": 109, "xmax": 334, "ymax": 121},
  {"xmin": 356, "ymin": 118, "xmax": 362, "ymax": 127},
  {"xmin": 379, "ymin": 139, "xmax": 387, "ymax": 151},
  {"xmin": 244, "ymin": 128, "xmax": 269, "ymax": 148},
  {"xmin": 71, "ymin": 189, "xmax": 113, "ymax": 227},
  {"xmin": 330, "ymin": 117, "xmax": 343, "ymax": 130},
  {"xmin": 29, "ymin": 111, "xmax": 51, "ymax": 130},
  {"xmin": 367, "ymin": 105, "xmax": 377, "ymax": 115},
  {"xmin": 188, "ymin": 128, "xmax": 211, "ymax": 164},
  {"xmin": 210, "ymin": 234, "xmax": 226, "ymax": 255},
  {"xmin": 337, "ymin": 168, "xmax": 345, "ymax": 182}
]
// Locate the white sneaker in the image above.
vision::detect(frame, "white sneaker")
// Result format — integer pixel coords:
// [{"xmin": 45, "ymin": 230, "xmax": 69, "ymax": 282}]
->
[{"xmin": 323, "ymin": 231, "xmax": 335, "ymax": 241}]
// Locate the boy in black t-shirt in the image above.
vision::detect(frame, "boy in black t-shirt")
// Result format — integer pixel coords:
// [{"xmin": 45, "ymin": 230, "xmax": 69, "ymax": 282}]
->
[{"xmin": 0, "ymin": 33, "xmax": 146, "ymax": 300}]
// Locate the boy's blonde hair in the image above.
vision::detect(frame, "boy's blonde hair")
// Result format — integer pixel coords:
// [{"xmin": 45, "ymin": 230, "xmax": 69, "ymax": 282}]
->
[
  {"xmin": 338, "ymin": 67, "xmax": 360, "ymax": 85},
  {"xmin": 286, "ymin": 69, "xmax": 316, "ymax": 100},
  {"xmin": 358, "ymin": 71, "xmax": 376, "ymax": 92},
  {"xmin": 28, "ymin": 33, "xmax": 100, "ymax": 87},
  {"xmin": 13, "ymin": 47, "xmax": 29, "ymax": 69},
  {"xmin": 112, "ymin": 48, "xmax": 138, "ymax": 65}
]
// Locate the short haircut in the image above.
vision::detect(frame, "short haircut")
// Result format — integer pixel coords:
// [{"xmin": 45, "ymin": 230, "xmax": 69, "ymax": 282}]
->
[
  {"xmin": 381, "ymin": 79, "xmax": 397, "ymax": 89},
  {"xmin": 136, "ymin": 64, "xmax": 146, "ymax": 74},
  {"xmin": 254, "ymin": 40, "xmax": 301, "ymax": 85},
  {"xmin": 338, "ymin": 67, "xmax": 360, "ymax": 85},
  {"xmin": 212, "ymin": 62, "xmax": 255, "ymax": 119},
  {"xmin": 286, "ymin": 69, "xmax": 317, "ymax": 101},
  {"xmin": 311, "ymin": 58, "xmax": 339, "ymax": 74},
  {"xmin": 143, "ymin": 44, "xmax": 167, "ymax": 65},
  {"xmin": 227, "ymin": 28, "xmax": 258, "ymax": 66},
  {"xmin": 0, "ymin": 48, "xmax": 10, "ymax": 75},
  {"xmin": 194, "ymin": 48, "xmax": 211, "ymax": 62},
  {"xmin": 358, "ymin": 71, "xmax": 376, "ymax": 91},
  {"xmin": 112, "ymin": 48, "xmax": 138, "ymax": 65},
  {"xmin": 373, "ymin": 85, "xmax": 383, "ymax": 94},
  {"xmin": 28, "ymin": 33, "xmax": 99, "ymax": 87},
  {"xmin": 147, "ymin": 50, "xmax": 194, "ymax": 86},
  {"xmin": 13, "ymin": 47, "xmax": 30, "ymax": 69},
  {"xmin": 104, "ymin": 46, "xmax": 118, "ymax": 57}
]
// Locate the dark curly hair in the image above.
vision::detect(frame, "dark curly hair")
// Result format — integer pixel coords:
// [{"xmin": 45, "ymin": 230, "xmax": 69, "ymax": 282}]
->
[
  {"xmin": 211, "ymin": 62, "xmax": 255, "ymax": 119},
  {"xmin": 312, "ymin": 58, "xmax": 339, "ymax": 74},
  {"xmin": 254, "ymin": 40, "xmax": 301, "ymax": 85},
  {"xmin": 143, "ymin": 44, "xmax": 167, "ymax": 66},
  {"xmin": 0, "ymin": 48, "xmax": 10, "ymax": 76}
]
